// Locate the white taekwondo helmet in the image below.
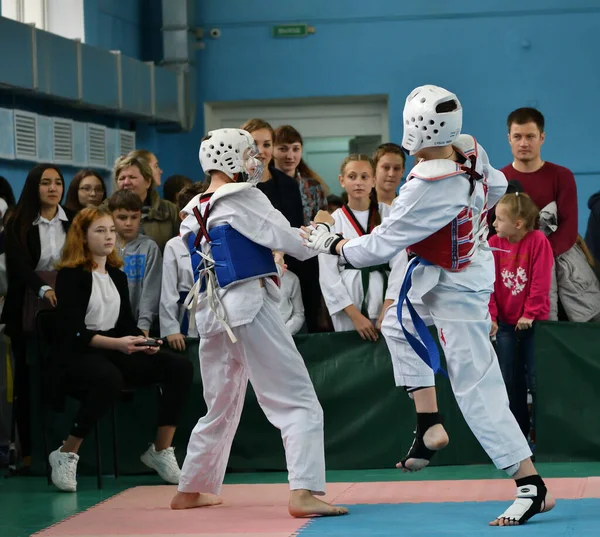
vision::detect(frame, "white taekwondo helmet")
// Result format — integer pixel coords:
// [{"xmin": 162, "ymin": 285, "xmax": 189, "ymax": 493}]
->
[
  {"xmin": 401, "ymin": 85, "xmax": 463, "ymax": 156},
  {"xmin": 199, "ymin": 128, "xmax": 263, "ymax": 183}
]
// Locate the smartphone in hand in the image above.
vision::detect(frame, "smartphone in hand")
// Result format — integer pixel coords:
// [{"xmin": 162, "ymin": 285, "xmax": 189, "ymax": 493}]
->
[{"xmin": 135, "ymin": 338, "xmax": 161, "ymax": 348}]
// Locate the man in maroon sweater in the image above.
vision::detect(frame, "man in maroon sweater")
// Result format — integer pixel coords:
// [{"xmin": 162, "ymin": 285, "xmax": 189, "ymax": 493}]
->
[{"xmin": 500, "ymin": 108, "xmax": 578, "ymax": 257}]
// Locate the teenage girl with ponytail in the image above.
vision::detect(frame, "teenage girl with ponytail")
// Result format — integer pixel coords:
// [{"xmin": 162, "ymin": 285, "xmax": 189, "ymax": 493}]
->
[{"xmin": 318, "ymin": 155, "xmax": 398, "ymax": 340}]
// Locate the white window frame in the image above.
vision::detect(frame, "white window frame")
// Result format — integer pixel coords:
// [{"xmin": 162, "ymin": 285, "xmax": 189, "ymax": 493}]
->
[
  {"xmin": 1, "ymin": 0, "xmax": 22, "ymax": 21},
  {"xmin": 205, "ymin": 96, "xmax": 390, "ymax": 141},
  {"xmin": 23, "ymin": 0, "xmax": 46, "ymax": 30},
  {"xmin": 2, "ymin": 0, "xmax": 84, "ymax": 42},
  {"xmin": 2, "ymin": 0, "xmax": 45, "ymax": 29}
]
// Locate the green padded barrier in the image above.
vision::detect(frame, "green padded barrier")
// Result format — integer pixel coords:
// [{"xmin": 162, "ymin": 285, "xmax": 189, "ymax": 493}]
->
[
  {"xmin": 534, "ymin": 321, "xmax": 600, "ymax": 462},
  {"xmin": 227, "ymin": 331, "xmax": 488, "ymax": 472},
  {"xmin": 28, "ymin": 322, "xmax": 600, "ymax": 476}
]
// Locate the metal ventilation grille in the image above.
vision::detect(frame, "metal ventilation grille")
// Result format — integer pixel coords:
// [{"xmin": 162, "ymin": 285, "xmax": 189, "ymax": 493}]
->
[
  {"xmin": 118, "ymin": 130, "xmax": 136, "ymax": 156},
  {"xmin": 14, "ymin": 111, "xmax": 38, "ymax": 161},
  {"xmin": 53, "ymin": 119, "xmax": 74, "ymax": 164},
  {"xmin": 87, "ymin": 125, "xmax": 107, "ymax": 167}
]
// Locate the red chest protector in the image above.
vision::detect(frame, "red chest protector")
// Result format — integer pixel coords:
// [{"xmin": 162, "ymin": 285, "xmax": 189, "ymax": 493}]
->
[{"xmin": 407, "ymin": 135, "xmax": 488, "ymax": 272}]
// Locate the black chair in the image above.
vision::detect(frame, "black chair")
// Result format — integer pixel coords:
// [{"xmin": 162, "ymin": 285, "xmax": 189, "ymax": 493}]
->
[{"xmin": 35, "ymin": 309, "xmax": 118, "ymax": 489}]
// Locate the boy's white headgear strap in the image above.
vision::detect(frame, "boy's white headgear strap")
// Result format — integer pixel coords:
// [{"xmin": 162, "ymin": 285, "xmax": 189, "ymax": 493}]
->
[
  {"xmin": 199, "ymin": 128, "xmax": 263, "ymax": 183},
  {"xmin": 402, "ymin": 85, "xmax": 463, "ymax": 156}
]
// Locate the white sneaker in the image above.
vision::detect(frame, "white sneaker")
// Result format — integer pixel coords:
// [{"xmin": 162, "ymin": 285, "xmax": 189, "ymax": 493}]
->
[
  {"xmin": 140, "ymin": 443, "xmax": 181, "ymax": 484},
  {"xmin": 49, "ymin": 446, "xmax": 79, "ymax": 492}
]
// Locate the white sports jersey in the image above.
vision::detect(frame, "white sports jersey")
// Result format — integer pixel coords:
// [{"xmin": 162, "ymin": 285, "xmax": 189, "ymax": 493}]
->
[{"xmin": 160, "ymin": 235, "xmax": 195, "ymax": 338}]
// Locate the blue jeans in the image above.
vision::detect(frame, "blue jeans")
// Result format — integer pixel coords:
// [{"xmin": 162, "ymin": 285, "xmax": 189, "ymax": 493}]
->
[{"xmin": 495, "ymin": 322, "xmax": 536, "ymax": 440}]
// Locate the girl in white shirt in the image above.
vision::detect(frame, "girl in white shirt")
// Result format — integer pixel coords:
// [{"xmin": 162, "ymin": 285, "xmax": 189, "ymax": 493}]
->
[
  {"xmin": 273, "ymin": 252, "xmax": 305, "ymax": 335},
  {"xmin": 1, "ymin": 164, "xmax": 71, "ymax": 470},
  {"xmin": 318, "ymin": 155, "xmax": 392, "ymax": 341},
  {"xmin": 374, "ymin": 143, "xmax": 406, "ymax": 206},
  {"xmin": 50, "ymin": 207, "xmax": 193, "ymax": 493},
  {"xmin": 160, "ymin": 183, "xmax": 206, "ymax": 351}
]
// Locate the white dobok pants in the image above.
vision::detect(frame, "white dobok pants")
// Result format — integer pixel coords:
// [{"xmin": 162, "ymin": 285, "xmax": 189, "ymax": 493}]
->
[
  {"xmin": 381, "ymin": 278, "xmax": 532, "ymax": 470},
  {"xmin": 178, "ymin": 289, "xmax": 325, "ymax": 495}
]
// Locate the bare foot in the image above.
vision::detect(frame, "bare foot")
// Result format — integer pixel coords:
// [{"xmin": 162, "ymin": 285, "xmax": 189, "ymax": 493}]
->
[
  {"xmin": 396, "ymin": 423, "xmax": 449, "ymax": 472},
  {"xmin": 490, "ymin": 491, "xmax": 555, "ymax": 526},
  {"xmin": 170, "ymin": 491, "xmax": 223, "ymax": 510},
  {"xmin": 288, "ymin": 490, "xmax": 349, "ymax": 518}
]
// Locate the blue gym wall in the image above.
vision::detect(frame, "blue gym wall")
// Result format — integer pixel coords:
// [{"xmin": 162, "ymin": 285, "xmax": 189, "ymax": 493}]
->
[
  {"xmin": 1, "ymin": 1, "xmax": 599, "ymax": 233},
  {"xmin": 158, "ymin": 0, "xmax": 600, "ymax": 234},
  {"xmin": 84, "ymin": 0, "xmax": 143, "ymax": 60}
]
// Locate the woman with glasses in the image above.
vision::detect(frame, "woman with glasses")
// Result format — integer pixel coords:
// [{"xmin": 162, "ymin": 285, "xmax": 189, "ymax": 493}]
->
[{"xmin": 65, "ymin": 170, "xmax": 107, "ymax": 213}]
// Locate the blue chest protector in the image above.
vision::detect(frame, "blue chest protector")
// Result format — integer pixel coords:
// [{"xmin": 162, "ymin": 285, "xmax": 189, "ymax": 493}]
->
[{"xmin": 188, "ymin": 202, "xmax": 278, "ymax": 291}]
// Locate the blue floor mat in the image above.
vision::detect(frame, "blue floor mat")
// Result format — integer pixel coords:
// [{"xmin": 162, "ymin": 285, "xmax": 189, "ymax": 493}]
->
[{"xmin": 298, "ymin": 499, "xmax": 600, "ymax": 536}]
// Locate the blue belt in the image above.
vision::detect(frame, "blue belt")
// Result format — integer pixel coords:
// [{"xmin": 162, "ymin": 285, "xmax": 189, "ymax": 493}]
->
[
  {"xmin": 178, "ymin": 291, "xmax": 189, "ymax": 336},
  {"xmin": 397, "ymin": 256, "xmax": 448, "ymax": 377}
]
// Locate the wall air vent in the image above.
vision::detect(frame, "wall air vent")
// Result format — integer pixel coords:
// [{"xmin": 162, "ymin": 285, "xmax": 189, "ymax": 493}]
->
[
  {"xmin": 87, "ymin": 124, "xmax": 107, "ymax": 168},
  {"xmin": 52, "ymin": 118, "xmax": 74, "ymax": 164},
  {"xmin": 14, "ymin": 111, "xmax": 38, "ymax": 161},
  {"xmin": 118, "ymin": 130, "xmax": 136, "ymax": 157}
]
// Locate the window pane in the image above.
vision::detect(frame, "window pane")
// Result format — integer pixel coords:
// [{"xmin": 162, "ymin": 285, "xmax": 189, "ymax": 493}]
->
[
  {"xmin": 1, "ymin": 0, "xmax": 19, "ymax": 20},
  {"xmin": 23, "ymin": 0, "xmax": 44, "ymax": 29},
  {"xmin": 47, "ymin": 0, "xmax": 84, "ymax": 41},
  {"xmin": 2, "ymin": 0, "xmax": 85, "ymax": 41}
]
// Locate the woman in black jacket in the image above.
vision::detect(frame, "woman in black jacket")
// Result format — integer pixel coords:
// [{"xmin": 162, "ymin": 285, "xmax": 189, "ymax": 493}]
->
[
  {"xmin": 1, "ymin": 164, "xmax": 72, "ymax": 470},
  {"xmin": 50, "ymin": 206, "xmax": 192, "ymax": 492},
  {"xmin": 241, "ymin": 118, "xmax": 330, "ymax": 332}
]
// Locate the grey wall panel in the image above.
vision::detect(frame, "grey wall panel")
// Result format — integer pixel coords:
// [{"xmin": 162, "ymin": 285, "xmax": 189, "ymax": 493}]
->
[
  {"xmin": 0, "ymin": 17, "xmax": 34, "ymax": 90},
  {"xmin": 37, "ymin": 115, "xmax": 53, "ymax": 162},
  {"xmin": 121, "ymin": 56, "xmax": 152, "ymax": 117},
  {"xmin": 0, "ymin": 108, "xmax": 16, "ymax": 159},
  {"xmin": 35, "ymin": 30, "xmax": 79, "ymax": 100},
  {"xmin": 154, "ymin": 66, "xmax": 179, "ymax": 122},
  {"xmin": 0, "ymin": 18, "xmax": 184, "ymax": 128},
  {"xmin": 106, "ymin": 127, "xmax": 118, "ymax": 170},
  {"xmin": 72, "ymin": 121, "xmax": 88, "ymax": 167},
  {"xmin": 80, "ymin": 45, "xmax": 120, "ymax": 110}
]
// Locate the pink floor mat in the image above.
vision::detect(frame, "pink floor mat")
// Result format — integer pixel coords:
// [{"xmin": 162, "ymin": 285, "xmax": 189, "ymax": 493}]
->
[{"xmin": 32, "ymin": 478, "xmax": 600, "ymax": 537}]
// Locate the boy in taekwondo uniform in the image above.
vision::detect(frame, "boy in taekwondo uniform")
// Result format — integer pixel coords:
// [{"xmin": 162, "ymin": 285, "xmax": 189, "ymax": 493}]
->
[
  {"xmin": 170, "ymin": 128, "xmax": 348, "ymax": 518},
  {"xmin": 304, "ymin": 86, "xmax": 555, "ymax": 527}
]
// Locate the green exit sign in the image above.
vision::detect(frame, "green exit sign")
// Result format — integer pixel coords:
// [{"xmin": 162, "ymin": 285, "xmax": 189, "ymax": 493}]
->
[{"xmin": 272, "ymin": 24, "xmax": 314, "ymax": 38}]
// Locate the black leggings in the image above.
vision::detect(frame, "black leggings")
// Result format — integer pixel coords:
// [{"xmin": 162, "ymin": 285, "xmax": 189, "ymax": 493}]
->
[
  {"xmin": 63, "ymin": 348, "xmax": 193, "ymax": 439},
  {"xmin": 11, "ymin": 336, "xmax": 31, "ymax": 459}
]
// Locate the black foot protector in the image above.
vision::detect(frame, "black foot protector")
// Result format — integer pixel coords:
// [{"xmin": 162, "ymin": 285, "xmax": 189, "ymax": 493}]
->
[
  {"xmin": 399, "ymin": 412, "xmax": 444, "ymax": 470},
  {"xmin": 496, "ymin": 475, "xmax": 549, "ymax": 525}
]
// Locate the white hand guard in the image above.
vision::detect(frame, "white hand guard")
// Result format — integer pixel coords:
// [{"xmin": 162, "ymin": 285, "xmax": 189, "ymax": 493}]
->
[{"xmin": 306, "ymin": 223, "xmax": 343, "ymax": 255}]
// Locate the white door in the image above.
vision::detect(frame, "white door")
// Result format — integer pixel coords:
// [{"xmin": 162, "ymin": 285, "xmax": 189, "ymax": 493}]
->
[{"xmin": 205, "ymin": 97, "xmax": 389, "ymax": 194}]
